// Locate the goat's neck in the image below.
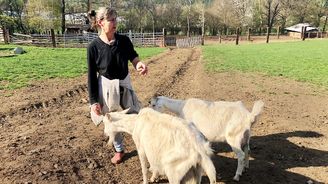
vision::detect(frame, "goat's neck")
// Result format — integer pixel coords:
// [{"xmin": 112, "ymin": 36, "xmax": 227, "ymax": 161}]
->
[
  {"xmin": 163, "ymin": 98, "xmax": 185, "ymax": 115},
  {"xmin": 111, "ymin": 116, "xmax": 136, "ymax": 135}
]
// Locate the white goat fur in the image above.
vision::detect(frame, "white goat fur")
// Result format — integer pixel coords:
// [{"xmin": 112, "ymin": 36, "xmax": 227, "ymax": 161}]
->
[
  {"xmin": 150, "ymin": 96, "xmax": 264, "ymax": 181},
  {"xmin": 103, "ymin": 107, "xmax": 216, "ymax": 184}
]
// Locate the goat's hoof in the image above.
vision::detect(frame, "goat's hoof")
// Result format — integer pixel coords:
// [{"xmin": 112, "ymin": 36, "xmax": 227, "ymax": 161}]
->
[
  {"xmin": 149, "ymin": 176, "xmax": 160, "ymax": 183},
  {"xmin": 233, "ymin": 175, "xmax": 240, "ymax": 181}
]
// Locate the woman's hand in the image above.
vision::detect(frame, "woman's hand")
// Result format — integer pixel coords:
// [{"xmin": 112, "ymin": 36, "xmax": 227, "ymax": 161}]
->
[
  {"xmin": 91, "ymin": 103, "xmax": 102, "ymax": 115},
  {"xmin": 136, "ymin": 61, "xmax": 148, "ymax": 75}
]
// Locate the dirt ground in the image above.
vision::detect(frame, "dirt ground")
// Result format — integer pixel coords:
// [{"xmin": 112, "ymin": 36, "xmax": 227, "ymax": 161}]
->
[{"xmin": 0, "ymin": 47, "xmax": 327, "ymax": 184}]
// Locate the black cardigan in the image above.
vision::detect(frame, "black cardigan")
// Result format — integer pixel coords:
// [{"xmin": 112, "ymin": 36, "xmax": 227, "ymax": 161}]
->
[{"xmin": 87, "ymin": 33, "xmax": 138, "ymax": 105}]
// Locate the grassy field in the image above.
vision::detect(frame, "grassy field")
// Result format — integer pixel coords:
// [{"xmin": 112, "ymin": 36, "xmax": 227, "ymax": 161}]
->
[
  {"xmin": 202, "ymin": 39, "xmax": 328, "ymax": 88},
  {"xmin": 0, "ymin": 44, "xmax": 165, "ymax": 90}
]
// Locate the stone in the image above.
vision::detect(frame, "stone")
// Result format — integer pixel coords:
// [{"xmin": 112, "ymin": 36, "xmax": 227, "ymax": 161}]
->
[{"xmin": 13, "ymin": 47, "xmax": 24, "ymax": 54}]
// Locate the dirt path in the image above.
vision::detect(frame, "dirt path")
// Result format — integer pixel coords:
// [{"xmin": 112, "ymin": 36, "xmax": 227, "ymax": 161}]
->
[{"xmin": 0, "ymin": 47, "xmax": 327, "ymax": 184}]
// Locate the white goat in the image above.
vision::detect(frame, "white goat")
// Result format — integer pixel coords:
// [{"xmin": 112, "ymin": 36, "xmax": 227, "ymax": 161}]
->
[
  {"xmin": 150, "ymin": 96, "xmax": 264, "ymax": 181},
  {"xmin": 103, "ymin": 107, "xmax": 217, "ymax": 184}
]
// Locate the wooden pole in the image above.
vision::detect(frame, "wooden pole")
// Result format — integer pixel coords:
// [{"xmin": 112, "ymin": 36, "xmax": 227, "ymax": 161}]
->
[
  {"xmin": 247, "ymin": 28, "xmax": 251, "ymax": 41},
  {"xmin": 50, "ymin": 29, "xmax": 56, "ymax": 47},
  {"xmin": 236, "ymin": 27, "xmax": 240, "ymax": 45},
  {"xmin": 162, "ymin": 28, "xmax": 166, "ymax": 47},
  {"xmin": 218, "ymin": 30, "xmax": 222, "ymax": 43},
  {"xmin": 302, "ymin": 26, "xmax": 307, "ymax": 41},
  {"xmin": 266, "ymin": 27, "xmax": 270, "ymax": 43},
  {"xmin": 277, "ymin": 26, "xmax": 280, "ymax": 39}
]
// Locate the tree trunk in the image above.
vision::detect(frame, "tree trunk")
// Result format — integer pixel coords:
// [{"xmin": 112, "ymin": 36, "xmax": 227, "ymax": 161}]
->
[
  {"xmin": 61, "ymin": 0, "xmax": 65, "ymax": 34},
  {"xmin": 323, "ymin": 16, "xmax": 328, "ymax": 32},
  {"xmin": 201, "ymin": 4, "xmax": 205, "ymax": 45}
]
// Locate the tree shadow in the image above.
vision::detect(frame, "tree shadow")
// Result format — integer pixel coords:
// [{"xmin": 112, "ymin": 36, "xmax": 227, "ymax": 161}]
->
[
  {"xmin": 0, "ymin": 47, "xmax": 14, "ymax": 51},
  {"xmin": 0, "ymin": 54, "xmax": 16, "ymax": 58},
  {"xmin": 209, "ymin": 131, "xmax": 326, "ymax": 184}
]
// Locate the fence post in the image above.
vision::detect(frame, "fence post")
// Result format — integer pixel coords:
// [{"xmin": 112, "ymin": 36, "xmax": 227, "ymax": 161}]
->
[
  {"xmin": 277, "ymin": 26, "xmax": 280, "ymax": 39},
  {"xmin": 317, "ymin": 29, "xmax": 319, "ymax": 38},
  {"xmin": 236, "ymin": 27, "xmax": 240, "ymax": 45},
  {"xmin": 219, "ymin": 30, "xmax": 222, "ymax": 44},
  {"xmin": 247, "ymin": 28, "xmax": 251, "ymax": 41},
  {"xmin": 162, "ymin": 28, "xmax": 166, "ymax": 47},
  {"xmin": 51, "ymin": 29, "xmax": 56, "ymax": 47},
  {"xmin": 266, "ymin": 27, "xmax": 270, "ymax": 43},
  {"xmin": 302, "ymin": 26, "xmax": 307, "ymax": 41},
  {"xmin": 129, "ymin": 30, "xmax": 132, "ymax": 41}
]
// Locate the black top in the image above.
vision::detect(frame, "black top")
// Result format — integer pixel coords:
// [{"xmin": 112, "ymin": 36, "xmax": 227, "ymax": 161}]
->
[{"xmin": 87, "ymin": 33, "xmax": 138, "ymax": 105}]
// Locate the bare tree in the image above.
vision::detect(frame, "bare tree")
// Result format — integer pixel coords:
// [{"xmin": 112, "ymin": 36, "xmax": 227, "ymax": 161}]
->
[{"xmin": 263, "ymin": 0, "xmax": 279, "ymax": 42}]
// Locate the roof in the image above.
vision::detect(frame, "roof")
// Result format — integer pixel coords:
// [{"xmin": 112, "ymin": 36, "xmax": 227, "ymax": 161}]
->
[{"xmin": 285, "ymin": 23, "xmax": 319, "ymax": 32}]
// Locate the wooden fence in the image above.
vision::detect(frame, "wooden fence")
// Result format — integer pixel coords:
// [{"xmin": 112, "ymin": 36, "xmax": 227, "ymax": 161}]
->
[
  {"xmin": 176, "ymin": 36, "xmax": 203, "ymax": 48},
  {"xmin": 9, "ymin": 31, "xmax": 165, "ymax": 48},
  {"xmin": 0, "ymin": 28, "xmax": 3, "ymax": 42}
]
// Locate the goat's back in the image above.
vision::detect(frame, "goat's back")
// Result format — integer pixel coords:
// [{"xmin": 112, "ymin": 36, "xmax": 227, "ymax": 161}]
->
[{"xmin": 181, "ymin": 98, "xmax": 251, "ymax": 142}]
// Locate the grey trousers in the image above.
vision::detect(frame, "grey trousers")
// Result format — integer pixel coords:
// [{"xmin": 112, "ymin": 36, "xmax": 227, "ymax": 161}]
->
[{"xmin": 98, "ymin": 74, "xmax": 140, "ymax": 152}]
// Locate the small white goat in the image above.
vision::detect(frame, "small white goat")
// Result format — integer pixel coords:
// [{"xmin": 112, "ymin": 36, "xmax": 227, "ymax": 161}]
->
[
  {"xmin": 103, "ymin": 107, "xmax": 217, "ymax": 184},
  {"xmin": 150, "ymin": 96, "xmax": 264, "ymax": 181}
]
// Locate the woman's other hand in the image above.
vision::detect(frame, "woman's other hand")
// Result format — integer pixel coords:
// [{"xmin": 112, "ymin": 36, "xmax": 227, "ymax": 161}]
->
[
  {"xmin": 91, "ymin": 103, "xmax": 102, "ymax": 115},
  {"xmin": 136, "ymin": 61, "xmax": 148, "ymax": 75}
]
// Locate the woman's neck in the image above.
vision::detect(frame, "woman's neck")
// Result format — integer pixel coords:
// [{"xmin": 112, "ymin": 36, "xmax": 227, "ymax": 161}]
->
[{"xmin": 99, "ymin": 32, "xmax": 115, "ymax": 44}]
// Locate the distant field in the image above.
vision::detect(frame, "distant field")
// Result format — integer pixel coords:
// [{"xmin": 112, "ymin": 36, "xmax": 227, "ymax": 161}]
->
[
  {"xmin": 0, "ymin": 44, "xmax": 165, "ymax": 90},
  {"xmin": 202, "ymin": 39, "xmax": 328, "ymax": 88}
]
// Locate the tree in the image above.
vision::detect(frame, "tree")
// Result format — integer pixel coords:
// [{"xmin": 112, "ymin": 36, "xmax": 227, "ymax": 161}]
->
[
  {"xmin": 0, "ymin": 0, "xmax": 26, "ymax": 33},
  {"xmin": 263, "ymin": 0, "xmax": 279, "ymax": 42}
]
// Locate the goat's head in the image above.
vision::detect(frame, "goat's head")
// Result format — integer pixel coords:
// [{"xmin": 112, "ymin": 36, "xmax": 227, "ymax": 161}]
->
[{"xmin": 149, "ymin": 96, "xmax": 165, "ymax": 112}]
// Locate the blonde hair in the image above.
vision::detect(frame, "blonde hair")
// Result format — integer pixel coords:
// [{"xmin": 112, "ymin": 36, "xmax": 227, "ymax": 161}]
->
[{"xmin": 88, "ymin": 7, "xmax": 117, "ymax": 32}]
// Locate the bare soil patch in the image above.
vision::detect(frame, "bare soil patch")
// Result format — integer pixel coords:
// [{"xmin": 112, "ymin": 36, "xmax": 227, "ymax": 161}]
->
[{"xmin": 0, "ymin": 47, "xmax": 327, "ymax": 184}]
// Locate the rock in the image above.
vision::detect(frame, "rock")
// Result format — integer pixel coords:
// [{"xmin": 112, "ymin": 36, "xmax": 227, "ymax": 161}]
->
[
  {"xmin": 13, "ymin": 47, "xmax": 24, "ymax": 54},
  {"xmin": 87, "ymin": 158, "xmax": 99, "ymax": 169},
  {"xmin": 307, "ymin": 180, "xmax": 313, "ymax": 184},
  {"xmin": 81, "ymin": 98, "xmax": 88, "ymax": 103}
]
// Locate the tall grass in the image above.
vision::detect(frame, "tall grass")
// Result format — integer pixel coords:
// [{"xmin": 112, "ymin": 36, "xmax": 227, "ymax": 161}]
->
[
  {"xmin": 202, "ymin": 39, "xmax": 328, "ymax": 88},
  {"xmin": 0, "ymin": 44, "xmax": 165, "ymax": 90}
]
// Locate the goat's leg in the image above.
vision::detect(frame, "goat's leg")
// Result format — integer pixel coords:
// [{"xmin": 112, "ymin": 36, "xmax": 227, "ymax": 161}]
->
[
  {"xmin": 150, "ymin": 170, "xmax": 159, "ymax": 183},
  {"xmin": 243, "ymin": 142, "xmax": 250, "ymax": 169},
  {"xmin": 137, "ymin": 148, "xmax": 149, "ymax": 184},
  {"xmin": 231, "ymin": 147, "xmax": 245, "ymax": 181}
]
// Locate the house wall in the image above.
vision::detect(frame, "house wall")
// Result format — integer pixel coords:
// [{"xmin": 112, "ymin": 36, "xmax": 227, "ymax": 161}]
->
[{"xmin": 287, "ymin": 31, "xmax": 321, "ymax": 38}]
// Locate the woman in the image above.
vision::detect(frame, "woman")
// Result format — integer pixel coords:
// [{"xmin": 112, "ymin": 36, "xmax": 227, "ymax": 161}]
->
[{"xmin": 87, "ymin": 7, "xmax": 148, "ymax": 164}]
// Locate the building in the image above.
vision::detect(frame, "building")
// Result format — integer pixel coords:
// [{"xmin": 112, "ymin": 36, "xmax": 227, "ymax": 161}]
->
[
  {"xmin": 65, "ymin": 13, "xmax": 90, "ymax": 34},
  {"xmin": 285, "ymin": 23, "xmax": 319, "ymax": 38}
]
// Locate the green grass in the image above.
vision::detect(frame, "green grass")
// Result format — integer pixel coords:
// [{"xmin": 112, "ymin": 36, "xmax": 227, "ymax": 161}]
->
[
  {"xmin": 0, "ymin": 44, "xmax": 165, "ymax": 90},
  {"xmin": 202, "ymin": 39, "xmax": 328, "ymax": 88}
]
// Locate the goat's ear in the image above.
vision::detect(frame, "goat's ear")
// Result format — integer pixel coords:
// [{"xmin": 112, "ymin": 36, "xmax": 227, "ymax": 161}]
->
[{"xmin": 120, "ymin": 108, "xmax": 131, "ymax": 114}]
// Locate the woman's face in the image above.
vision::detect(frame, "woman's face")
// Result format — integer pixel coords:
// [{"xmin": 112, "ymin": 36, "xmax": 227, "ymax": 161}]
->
[{"xmin": 99, "ymin": 15, "xmax": 117, "ymax": 35}]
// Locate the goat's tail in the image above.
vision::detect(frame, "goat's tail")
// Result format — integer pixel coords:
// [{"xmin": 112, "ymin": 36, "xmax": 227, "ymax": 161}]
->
[
  {"xmin": 249, "ymin": 100, "xmax": 264, "ymax": 125},
  {"xmin": 188, "ymin": 123, "xmax": 217, "ymax": 184},
  {"xmin": 200, "ymin": 142, "xmax": 217, "ymax": 184}
]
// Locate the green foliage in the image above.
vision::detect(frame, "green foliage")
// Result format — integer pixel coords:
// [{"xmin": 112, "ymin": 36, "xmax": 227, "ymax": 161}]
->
[
  {"xmin": 0, "ymin": 45, "xmax": 165, "ymax": 90},
  {"xmin": 25, "ymin": 0, "xmax": 62, "ymax": 32},
  {"xmin": 0, "ymin": 14, "xmax": 15, "ymax": 27},
  {"xmin": 202, "ymin": 40, "xmax": 328, "ymax": 88}
]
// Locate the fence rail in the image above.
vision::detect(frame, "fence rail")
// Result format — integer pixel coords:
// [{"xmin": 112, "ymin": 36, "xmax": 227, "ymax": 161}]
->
[
  {"xmin": 9, "ymin": 31, "xmax": 165, "ymax": 48},
  {"xmin": 176, "ymin": 36, "xmax": 203, "ymax": 48}
]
